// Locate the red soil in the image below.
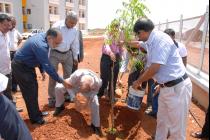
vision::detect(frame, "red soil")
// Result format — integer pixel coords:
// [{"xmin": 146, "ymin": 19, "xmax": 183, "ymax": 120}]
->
[{"xmin": 15, "ymin": 37, "xmax": 207, "ymax": 140}]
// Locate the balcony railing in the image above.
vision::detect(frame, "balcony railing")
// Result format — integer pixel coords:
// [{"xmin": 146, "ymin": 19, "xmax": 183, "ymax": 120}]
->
[{"xmin": 49, "ymin": 0, "xmax": 59, "ymax": 5}]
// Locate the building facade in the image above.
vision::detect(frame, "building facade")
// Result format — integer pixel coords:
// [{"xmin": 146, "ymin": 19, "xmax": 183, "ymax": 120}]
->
[
  {"xmin": 0, "ymin": 0, "xmax": 23, "ymax": 32},
  {"xmin": 23, "ymin": 0, "xmax": 88, "ymax": 32}
]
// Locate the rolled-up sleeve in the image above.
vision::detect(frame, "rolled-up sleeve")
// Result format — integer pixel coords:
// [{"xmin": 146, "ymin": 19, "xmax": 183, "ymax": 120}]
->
[{"xmin": 31, "ymin": 44, "xmax": 64, "ymax": 83}]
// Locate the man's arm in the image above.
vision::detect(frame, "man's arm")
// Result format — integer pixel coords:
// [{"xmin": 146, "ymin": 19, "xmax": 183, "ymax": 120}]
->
[
  {"xmin": 182, "ymin": 56, "xmax": 187, "ymax": 67},
  {"xmin": 133, "ymin": 63, "xmax": 161, "ymax": 89}
]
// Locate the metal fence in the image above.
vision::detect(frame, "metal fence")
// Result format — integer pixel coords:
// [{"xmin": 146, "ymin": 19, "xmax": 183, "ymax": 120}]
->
[{"xmin": 155, "ymin": 6, "xmax": 209, "ymax": 76}]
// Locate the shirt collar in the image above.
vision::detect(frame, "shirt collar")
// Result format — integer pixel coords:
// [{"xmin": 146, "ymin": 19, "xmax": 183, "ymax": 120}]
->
[{"xmin": 146, "ymin": 30, "xmax": 155, "ymax": 46}]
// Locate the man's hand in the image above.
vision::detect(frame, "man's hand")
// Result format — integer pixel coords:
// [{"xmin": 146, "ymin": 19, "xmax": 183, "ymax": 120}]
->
[
  {"xmin": 110, "ymin": 52, "xmax": 116, "ymax": 62},
  {"xmin": 63, "ymin": 79, "xmax": 72, "ymax": 89},
  {"xmin": 132, "ymin": 80, "xmax": 142, "ymax": 90},
  {"xmin": 73, "ymin": 60, "xmax": 78, "ymax": 66},
  {"xmin": 154, "ymin": 84, "xmax": 160, "ymax": 96}
]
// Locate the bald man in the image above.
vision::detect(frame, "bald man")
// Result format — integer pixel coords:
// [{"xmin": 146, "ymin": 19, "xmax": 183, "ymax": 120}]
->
[{"xmin": 53, "ymin": 69, "xmax": 102, "ymax": 136}]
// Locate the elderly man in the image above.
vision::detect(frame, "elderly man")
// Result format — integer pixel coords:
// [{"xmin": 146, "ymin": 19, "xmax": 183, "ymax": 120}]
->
[
  {"xmin": 53, "ymin": 69, "xmax": 102, "ymax": 136},
  {"xmin": 12, "ymin": 28, "xmax": 71, "ymax": 125},
  {"xmin": 132, "ymin": 18, "xmax": 192, "ymax": 140},
  {"xmin": 0, "ymin": 73, "xmax": 32, "ymax": 140},
  {"xmin": 48, "ymin": 11, "xmax": 80, "ymax": 108}
]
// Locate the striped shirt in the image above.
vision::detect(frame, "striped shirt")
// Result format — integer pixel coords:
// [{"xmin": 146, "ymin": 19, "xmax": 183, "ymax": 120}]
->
[{"xmin": 145, "ymin": 30, "xmax": 186, "ymax": 83}]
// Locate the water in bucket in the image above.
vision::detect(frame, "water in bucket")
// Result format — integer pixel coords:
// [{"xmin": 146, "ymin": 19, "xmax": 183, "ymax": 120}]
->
[{"xmin": 127, "ymin": 86, "xmax": 145, "ymax": 110}]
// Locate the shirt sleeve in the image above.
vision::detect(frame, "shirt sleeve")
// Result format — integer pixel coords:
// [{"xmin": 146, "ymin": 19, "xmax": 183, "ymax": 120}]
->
[
  {"xmin": 178, "ymin": 43, "xmax": 188, "ymax": 57},
  {"xmin": 31, "ymin": 43, "xmax": 64, "ymax": 83},
  {"xmin": 150, "ymin": 41, "xmax": 172, "ymax": 65},
  {"xmin": 17, "ymin": 30, "xmax": 22, "ymax": 40}
]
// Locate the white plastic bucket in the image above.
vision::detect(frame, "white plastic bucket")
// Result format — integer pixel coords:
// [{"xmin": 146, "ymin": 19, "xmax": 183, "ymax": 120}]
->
[{"xmin": 127, "ymin": 86, "xmax": 145, "ymax": 110}]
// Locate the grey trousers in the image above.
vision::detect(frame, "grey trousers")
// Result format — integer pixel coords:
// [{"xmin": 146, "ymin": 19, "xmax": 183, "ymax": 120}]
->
[
  {"xmin": 55, "ymin": 83, "xmax": 100, "ymax": 127},
  {"xmin": 48, "ymin": 50, "xmax": 73, "ymax": 102}
]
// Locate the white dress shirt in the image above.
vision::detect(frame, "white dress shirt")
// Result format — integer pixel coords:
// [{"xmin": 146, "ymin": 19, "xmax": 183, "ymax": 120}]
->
[
  {"xmin": 52, "ymin": 20, "xmax": 79, "ymax": 61},
  {"xmin": 0, "ymin": 31, "xmax": 11, "ymax": 75},
  {"xmin": 8, "ymin": 28, "xmax": 22, "ymax": 52},
  {"xmin": 145, "ymin": 30, "xmax": 186, "ymax": 83}
]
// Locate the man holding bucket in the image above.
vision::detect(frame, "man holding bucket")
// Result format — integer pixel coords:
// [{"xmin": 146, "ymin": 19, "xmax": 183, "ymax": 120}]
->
[{"xmin": 132, "ymin": 18, "xmax": 192, "ymax": 140}]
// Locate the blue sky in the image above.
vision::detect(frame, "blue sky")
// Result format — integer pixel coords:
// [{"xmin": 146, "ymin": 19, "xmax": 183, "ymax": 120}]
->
[{"xmin": 88, "ymin": 0, "xmax": 209, "ymax": 29}]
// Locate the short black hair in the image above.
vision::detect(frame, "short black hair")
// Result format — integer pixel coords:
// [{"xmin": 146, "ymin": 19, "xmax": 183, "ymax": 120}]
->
[
  {"xmin": 0, "ymin": 14, "xmax": 11, "ymax": 23},
  {"xmin": 164, "ymin": 28, "xmax": 175, "ymax": 37},
  {"xmin": 133, "ymin": 18, "xmax": 154, "ymax": 33},
  {"xmin": 46, "ymin": 28, "xmax": 60, "ymax": 38}
]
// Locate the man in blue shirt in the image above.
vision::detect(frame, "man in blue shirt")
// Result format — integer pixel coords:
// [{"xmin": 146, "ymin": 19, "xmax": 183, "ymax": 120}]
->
[
  {"xmin": 11, "ymin": 28, "xmax": 71, "ymax": 125},
  {"xmin": 132, "ymin": 18, "xmax": 192, "ymax": 140}
]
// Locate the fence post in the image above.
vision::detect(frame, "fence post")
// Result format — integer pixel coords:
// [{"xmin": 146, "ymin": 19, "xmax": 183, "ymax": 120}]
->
[
  {"xmin": 158, "ymin": 22, "xmax": 161, "ymax": 30},
  {"xmin": 166, "ymin": 19, "xmax": 169, "ymax": 29},
  {"xmin": 198, "ymin": 5, "xmax": 209, "ymax": 75},
  {"xmin": 179, "ymin": 15, "xmax": 183, "ymax": 42}
]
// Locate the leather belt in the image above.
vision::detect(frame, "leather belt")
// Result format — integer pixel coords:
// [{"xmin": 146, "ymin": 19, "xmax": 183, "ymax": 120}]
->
[
  {"xmin": 52, "ymin": 49, "xmax": 70, "ymax": 54},
  {"xmin": 159, "ymin": 73, "xmax": 188, "ymax": 88}
]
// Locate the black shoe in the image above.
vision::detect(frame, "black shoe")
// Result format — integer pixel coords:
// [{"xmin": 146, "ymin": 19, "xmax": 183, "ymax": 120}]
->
[
  {"xmin": 53, "ymin": 105, "xmax": 65, "ymax": 116},
  {"xmin": 41, "ymin": 111, "xmax": 49, "ymax": 117},
  {"xmin": 31, "ymin": 118, "xmax": 46, "ymax": 125},
  {"xmin": 91, "ymin": 124, "xmax": 102, "ymax": 136},
  {"xmin": 191, "ymin": 131, "xmax": 209, "ymax": 138}
]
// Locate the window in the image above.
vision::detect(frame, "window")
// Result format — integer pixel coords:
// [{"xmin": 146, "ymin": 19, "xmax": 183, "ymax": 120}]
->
[
  {"xmin": 22, "ymin": 7, "xmax": 26, "ymax": 15},
  {"xmin": 27, "ymin": 9, "xmax": 31, "ymax": 14},
  {"xmin": 5, "ymin": 4, "xmax": 11, "ymax": 14},
  {"xmin": 27, "ymin": 24, "xmax": 32, "ymax": 29},
  {"xmin": 0, "ymin": 3, "xmax": 3, "ymax": 13},
  {"xmin": 54, "ymin": 7, "xmax": 58, "ymax": 15},
  {"xmin": 49, "ymin": 6, "xmax": 53, "ymax": 14},
  {"xmin": 66, "ymin": 0, "xmax": 73, "ymax": 3},
  {"xmin": 79, "ymin": 10, "xmax": 85, "ymax": 18},
  {"xmin": 79, "ymin": 0, "xmax": 85, "ymax": 6},
  {"xmin": 79, "ymin": 23, "xmax": 85, "ymax": 30}
]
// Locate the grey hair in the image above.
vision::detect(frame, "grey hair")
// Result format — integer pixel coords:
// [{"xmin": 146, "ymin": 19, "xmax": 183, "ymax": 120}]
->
[
  {"xmin": 66, "ymin": 11, "xmax": 78, "ymax": 21},
  {"xmin": 46, "ymin": 28, "xmax": 61, "ymax": 38}
]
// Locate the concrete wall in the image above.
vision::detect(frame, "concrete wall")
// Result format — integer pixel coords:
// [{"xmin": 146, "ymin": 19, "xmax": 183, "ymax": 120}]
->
[
  {"xmin": 26, "ymin": 0, "xmax": 48, "ymax": 31},
  {"xmin": 192, "ymin": 80, "xmax": 209, "ymax": 110}
]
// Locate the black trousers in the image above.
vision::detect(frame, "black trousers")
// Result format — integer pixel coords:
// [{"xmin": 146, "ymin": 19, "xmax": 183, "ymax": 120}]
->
[
  {"xmin": 12, "ymin": 60, "xmax": 42, "ymax": 122},
  {"xmin": 0, "ymin": 94, "xmax": 32, "ymax": 140},
  {"xmin": 202, "ymin": 106, "xmax": 209, "ymax": 137},
  {"xmin": 10, "ymin": 51, "xmax": 18, "ymax": 92},
  {"xmin": 98, "ymin": 54, "xmax": 120, "ymax": 97},
  {"xmin": 3, "ymin": 74, "xmax": 13, "ymax": 101}
]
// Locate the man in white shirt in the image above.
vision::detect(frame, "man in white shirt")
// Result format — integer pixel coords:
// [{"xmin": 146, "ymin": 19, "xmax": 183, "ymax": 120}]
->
[
  {"xmin": 48, "ymin": 11, "xmax": 80, "ymax": 107},
  {"xmin": 53, "ymin": 69, "xmax": 102, "ymax": 136},
  {"xmin": 0, "ymin": 14, "xmax": 13, "ymax": 102},
  {"xmin": 8, "ymin": 17, "xmax": 22, "ymax": 92},
  {"xmin": 164, "ymin": 28, "xmax": 188, "ymax": 67},
  {"xmin": 133, "ymin": 18, "xmax": 192, "ymax": 140}
]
